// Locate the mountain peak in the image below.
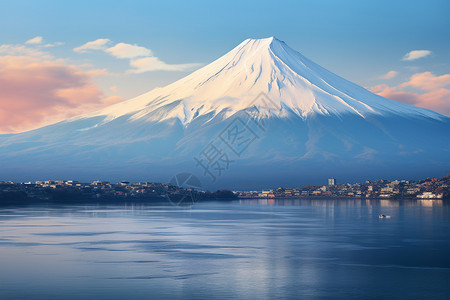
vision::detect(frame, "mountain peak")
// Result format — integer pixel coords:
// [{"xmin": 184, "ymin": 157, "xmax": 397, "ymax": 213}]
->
[
  {"xmin": 80, "ymin": 37, "xmax": 444, "ymax": 124},
  {"xmin": 244, "ymin": 36, "xmax": 279, "ymax": 45},
  {"xmin": 238, "ymin": 36, "xmax": 286, "ymax": 55}
]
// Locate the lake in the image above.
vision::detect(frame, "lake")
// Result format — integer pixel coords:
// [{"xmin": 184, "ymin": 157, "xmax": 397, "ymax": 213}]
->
[{"xmin": 0, "ymin": 199, "xmax": 449, "ymax": 299}]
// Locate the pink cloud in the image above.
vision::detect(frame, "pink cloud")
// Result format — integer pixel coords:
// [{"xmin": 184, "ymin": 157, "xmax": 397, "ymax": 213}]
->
[
  {"xmin": 369, "ymin": 72, "xmax": 450, "ymax": 117},
  {"xmin": 0, "ymin": 56, "xmax": 124, "ymax": 133},
  {"xmin": 399, "ymin": 71, "xmax": 450, "ymax": 91}
]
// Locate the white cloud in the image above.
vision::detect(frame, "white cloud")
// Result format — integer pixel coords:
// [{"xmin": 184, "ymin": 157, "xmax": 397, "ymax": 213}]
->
[
  {"xmin": 25, "ymin": 36, "xmax": 43, "ymax": 45},
  {"xmin": 402, "ymin": 50, "xmax": 432, "ymax": 61},
  {"xmin": 73, "ymin": 38, "xmax": 111, "ymax": 53},
  {"xmin": 75, "ymin": 38, "xmax": 201, "ymax": 73},
  {"xmin": 128, "ymin": 57, "xmax": 200, "ymax": 73},
  {"xmin": 43, "ymin": 42, "xmax": 64, "ymax": 48},
  {"xmin": 105, "ymin": 43, "xmax": 152, "ymax": 59},
  {"xmin": 379, "ymin": 70, "xmax": 398, "ymax": 80},
  {"xmin": 0, "ymin": 44, "xmax": 51, "ymax": 59}
]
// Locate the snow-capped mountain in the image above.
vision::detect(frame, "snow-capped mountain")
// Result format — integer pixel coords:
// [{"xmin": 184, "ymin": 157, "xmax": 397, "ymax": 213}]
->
[
  {"xmin": 0, "ymin": 37, "xmax": 449, "ymax": 188},
  {"xmin": 74, "ymin": 37, "xmax": 442, "ymax": 123}
]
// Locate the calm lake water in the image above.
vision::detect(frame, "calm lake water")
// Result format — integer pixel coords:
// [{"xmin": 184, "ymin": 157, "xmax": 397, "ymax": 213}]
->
[{"xmin": 0, "ymin": 199, "xmax": 449, "ymax": 299}]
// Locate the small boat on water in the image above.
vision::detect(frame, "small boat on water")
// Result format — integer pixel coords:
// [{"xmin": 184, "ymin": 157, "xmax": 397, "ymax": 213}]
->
[{"xmin": 379, "ymin": 214, "xmax": 391, "ymax": 219}]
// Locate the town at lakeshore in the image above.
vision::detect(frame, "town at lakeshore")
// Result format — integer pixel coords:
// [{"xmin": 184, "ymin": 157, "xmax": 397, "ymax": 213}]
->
[{"xmin": 0, "ymin": 174, "xmax": 448, "ymax": 203}]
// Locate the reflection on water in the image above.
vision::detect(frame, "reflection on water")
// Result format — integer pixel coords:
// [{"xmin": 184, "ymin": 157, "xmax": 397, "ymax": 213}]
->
[{"xmin": 0, "ymin": 199, "xmax": 449, "ymax": 299}]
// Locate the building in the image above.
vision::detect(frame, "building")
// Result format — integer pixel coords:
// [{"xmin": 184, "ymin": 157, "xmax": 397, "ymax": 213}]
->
[
  {"xmin": 328, "ymin": 178, "xmax": 336, "ymax": 186},
  {"xmin": 417, "ymin": 192, "xmax": 443, "ymax": 199}
]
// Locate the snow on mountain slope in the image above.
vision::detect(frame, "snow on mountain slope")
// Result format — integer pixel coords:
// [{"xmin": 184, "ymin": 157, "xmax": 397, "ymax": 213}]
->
[{"xmin": 71, "ymin": 37, "xmax": 443, "ymax": 129}]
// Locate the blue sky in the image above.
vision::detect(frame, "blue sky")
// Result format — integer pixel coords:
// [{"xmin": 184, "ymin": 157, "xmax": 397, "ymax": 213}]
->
[{"xmin": 0, "ymin": 0, "xmax": 449, "ymax": 132}]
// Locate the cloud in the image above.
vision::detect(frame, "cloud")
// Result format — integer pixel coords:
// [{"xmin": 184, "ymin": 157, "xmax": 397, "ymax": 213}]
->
[
  {"xmin": 379, "ymin": 70, "xmax": 398, "ymax": 80},
  {"xmin": 105, "ymin": 43, "xmax": 152, "ymax": 59},
  {"xmin": 0, "ymin": 55, "xmax": 124, "ymax": 133},
  {"xmin": 75, "ymin": 38, "xmax": 201, "ymax": 73},
  {"xmin": 43, "ymin": 42, "xmax": 64, "ymax": 48},
  {"xmin": 23, "ymin": 36, "xmax": 62, "ymax": 48},
  {"xmin": 128, "ymin": 57, "xmax": 200, "ymax": 73},
  {"xmin": 399, "ymin": 71, "xmax": 450, "ymax": 91},
  {"xmin": 73, "ymin": 38, "xmax": 111, "ymax": 53},
  {"xmin": 402, "ymin": 50, "xmax": 431, "ymax": 61},
  {"xmin": 0, "ymin": 44, "xmax": 51, "ymax": 59},
  {"xmin": 369, "ymin": 72, "xmax": 450, "ymax": 117},
  {"xmin": 25, "ymin": 36, "xmax": 43, "ymax": 45}
]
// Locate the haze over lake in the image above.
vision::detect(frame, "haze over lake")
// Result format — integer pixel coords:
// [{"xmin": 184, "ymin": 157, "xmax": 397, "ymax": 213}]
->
[{"xmin": 1, "ymin": 199, "xmax": 449, "ymax": 299}]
